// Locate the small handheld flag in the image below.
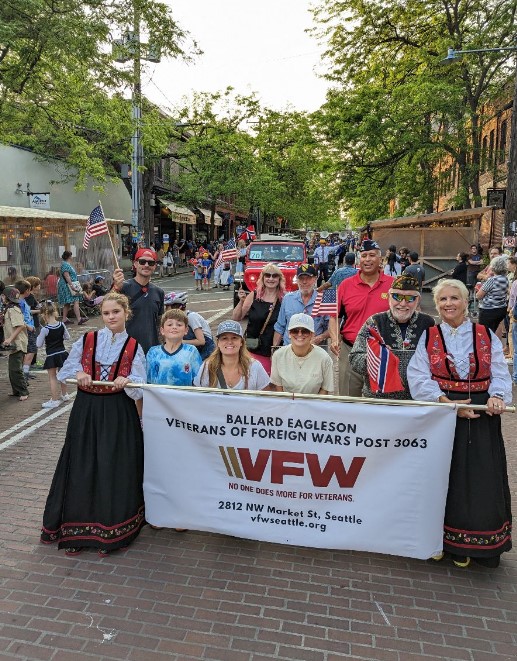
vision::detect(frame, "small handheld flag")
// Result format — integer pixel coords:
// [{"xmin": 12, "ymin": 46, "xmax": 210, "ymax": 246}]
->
[
  {"xmin": 366, "ymin": 326, "xmax": 404, "ymax": 394},
  {"xmin": 311, "ymin": 288, "xmax": 338, "ymax": 317},
  {"xmin": 239, "ymin": 225, "xmax": 256, "ymax": 241},
  {"xmin": 83, "ymin": 205, "xmax": 108, "ymax": 249},
  {"xmin": 221, "ymin": 237, "xmax": 238, "ymax": 261}
]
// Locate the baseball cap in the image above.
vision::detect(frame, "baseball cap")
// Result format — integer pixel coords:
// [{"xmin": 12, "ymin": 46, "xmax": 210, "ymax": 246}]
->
[
  {"xmin": 3, "ymin": 286, "xmax": 20, "ymax": 303},
  {"xmin": 94, "ymin": 275, "xmax": 105, "ymax": 282},
  {"xmin": 216, "ymin": 320, "xmax": 244, "ymax": 338},
  {"xmin": 134, "ymin": 248, "xmax": 158, "ymax": 261},
  {"xmin": 296, "ymin": 264, "xmax": 317, "ymax": 277},
  {"xmin": 288, "ymin": 313, "xmax": 315, "ymax": 333}
]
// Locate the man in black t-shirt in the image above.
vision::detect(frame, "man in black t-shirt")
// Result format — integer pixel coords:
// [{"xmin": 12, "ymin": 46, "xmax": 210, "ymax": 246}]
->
[
  {"xmin": 402, "ymin": 252, "xmax": 425, "ymax": 292},
  {"xmin": 112, "ymin": 248, "xmax": 164, "ymax": 353}
]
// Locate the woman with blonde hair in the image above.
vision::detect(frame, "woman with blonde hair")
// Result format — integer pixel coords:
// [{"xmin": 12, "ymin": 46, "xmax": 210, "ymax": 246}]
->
[
  {"xmin": 408, "ymin": 278, "xmax": 512, "ymax": 569},
  {"xmin": 232, "ymin": 263, "xmax": 285, "ymax": 373},
  {"xmin": 194, "ymin": 320, "xmax": 269, "ymax": 391},
  {"xmin": 41, "ymin": 292, "xmax": 147, "ymax": 557}
]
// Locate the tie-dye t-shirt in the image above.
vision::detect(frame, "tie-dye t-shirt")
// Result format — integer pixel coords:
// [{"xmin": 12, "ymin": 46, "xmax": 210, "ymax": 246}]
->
[{"xmin": 146, "ymin": 343, "xmax": 202, "ymax": 386}]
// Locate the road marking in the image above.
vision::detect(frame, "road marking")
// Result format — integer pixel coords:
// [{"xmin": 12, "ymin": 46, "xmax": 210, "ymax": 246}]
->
[
  {"xmin": 206, "ymin": 305, "xmax": 234, "ymax": 323},
  {"xmin": 0, "ymin": 401, "xmax": 74, "ymax": 451}
]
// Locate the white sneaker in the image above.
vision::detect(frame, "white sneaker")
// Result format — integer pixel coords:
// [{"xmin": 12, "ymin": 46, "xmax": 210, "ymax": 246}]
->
[
  {"xmin": 42, "ymin": 399, "xmax": 61, "ymax": 409},
  {"xmin": 61, "ymin": 393, "xmax": 71, "ymax": 401}
]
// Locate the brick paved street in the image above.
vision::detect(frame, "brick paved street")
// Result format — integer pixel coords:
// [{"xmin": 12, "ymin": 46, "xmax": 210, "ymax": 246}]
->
[{"xmin": 0, "ymin": 289, "xmax": 516, "ymax": 661}]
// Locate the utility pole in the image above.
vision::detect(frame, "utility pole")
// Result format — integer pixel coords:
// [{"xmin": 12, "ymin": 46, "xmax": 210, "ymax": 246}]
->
[
  {"xmin": 113, "ymin": 5, "xmax": 160, "ymax": 244},
  {"xmin": 131, "ymin": 6, "xmax": 143, "ymax": 236}
]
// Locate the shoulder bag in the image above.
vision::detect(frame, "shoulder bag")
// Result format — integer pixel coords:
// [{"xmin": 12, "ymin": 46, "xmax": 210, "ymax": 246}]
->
[{"xmin": 245, "ymin": 298, "xmax": 276, "ymax": 351}]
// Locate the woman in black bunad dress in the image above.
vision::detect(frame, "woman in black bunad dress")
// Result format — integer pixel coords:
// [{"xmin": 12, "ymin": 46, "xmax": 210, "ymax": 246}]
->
[
  {"xmin": 41, "ymin": 292, "xmax": 147, "ymax": 557},
  {"xmin": 407, "ymin": 279, "xmax": 512, "ymax": 569}
]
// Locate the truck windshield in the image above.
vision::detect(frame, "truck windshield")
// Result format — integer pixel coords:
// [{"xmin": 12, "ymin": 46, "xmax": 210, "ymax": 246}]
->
[{"xmin": 248, "ymin": 245, "xmax": 304, "ymax": 262}]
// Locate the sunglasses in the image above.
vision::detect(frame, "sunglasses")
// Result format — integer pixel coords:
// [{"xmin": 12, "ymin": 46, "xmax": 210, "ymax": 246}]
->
[
  {"xmin": 137, "ymin": 259, "xmax": 156, "ymax": 266},
  {"xmin": 263, "ymin": 273, "xmax": 280, "ymax": 279},
  {"xmin": 390, "ymin": 292, "xmax": 418, "ymax": 303},
  {"xmin": 289, "ymin": 327, "xmax": 311, "ymax": 336}
]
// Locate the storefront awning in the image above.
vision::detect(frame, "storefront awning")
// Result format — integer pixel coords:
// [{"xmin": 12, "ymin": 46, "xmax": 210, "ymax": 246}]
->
[
  {"xmin": 197, "ymin": 207, "xmax": 223, "ymax": 226},
  {"xmin": 0, "ymin": 205, "xmax": 124, "ymax": 224},
  {"xmin": 159, "ymin": 199, "xmax": 196, "ymax": 225}
]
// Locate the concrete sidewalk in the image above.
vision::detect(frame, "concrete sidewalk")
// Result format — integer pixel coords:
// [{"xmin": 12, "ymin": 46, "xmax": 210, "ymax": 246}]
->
[{"xmin": 0, "ymin": 295, "xmax": 516, "ymax": 660}]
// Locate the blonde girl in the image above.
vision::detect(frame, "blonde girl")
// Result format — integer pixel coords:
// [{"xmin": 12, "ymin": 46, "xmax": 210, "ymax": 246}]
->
[{"xmin": 36, "ymin": 301, "xmax": 71, "ymax": 409}]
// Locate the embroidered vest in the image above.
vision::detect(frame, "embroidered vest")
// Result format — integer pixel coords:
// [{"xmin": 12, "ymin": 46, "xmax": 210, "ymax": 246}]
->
[
  {"xmin": 79, "ymin": 331, "xmax": 138, "ymax": 394},
  {"xmin": 425, "ymin": 324, "xmax": 491, "ymax": 393}
]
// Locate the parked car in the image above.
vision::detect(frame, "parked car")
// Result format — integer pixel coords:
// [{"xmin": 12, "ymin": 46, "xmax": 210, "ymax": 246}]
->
[{"xmin": 233, "ymin": 238, "xmax": 307, "ymax": 306}]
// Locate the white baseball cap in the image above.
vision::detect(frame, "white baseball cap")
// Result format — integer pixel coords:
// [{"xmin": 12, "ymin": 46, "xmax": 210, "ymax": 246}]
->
[{"xmin": 288, "ymin": 313, "xmax": 315, "ymax": 333}]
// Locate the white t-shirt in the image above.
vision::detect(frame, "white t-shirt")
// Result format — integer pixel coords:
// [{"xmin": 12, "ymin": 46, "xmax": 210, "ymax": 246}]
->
[
  {"xmin": 270, "ymin": 345, "xmax": 334, "ymax": 394},
  {"xmin": 194, "ymin": 358, "xmax": 270, "ymax": 391},
  {"xmin": 187, "ymin": 310, "xmax": 213, "ymax": 338}
]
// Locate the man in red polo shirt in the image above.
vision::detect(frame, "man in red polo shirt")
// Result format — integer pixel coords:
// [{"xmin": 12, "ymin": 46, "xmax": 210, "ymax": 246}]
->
[{"xmin": 329, "ymin": 239, "xmax": 394, "ymax": 396}]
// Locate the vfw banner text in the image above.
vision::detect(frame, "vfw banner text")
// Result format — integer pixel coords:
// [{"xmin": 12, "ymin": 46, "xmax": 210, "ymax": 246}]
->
[{"xmin": 143, "ymin": 389, "xmax": 457, "ymax": 559}]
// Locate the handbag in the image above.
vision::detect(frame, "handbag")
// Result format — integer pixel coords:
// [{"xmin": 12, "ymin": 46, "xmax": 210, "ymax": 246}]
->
[
  {"xmin": 68, "ymin": 281, "xmax": 83, "ymax": 295},
  {"xmin": 245, "ymin": 298, "xmax": 277, "ymax": 352}
]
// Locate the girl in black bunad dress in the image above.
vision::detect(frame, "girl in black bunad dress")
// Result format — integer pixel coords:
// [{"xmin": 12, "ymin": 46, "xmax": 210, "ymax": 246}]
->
[
  {"xmin": 408, "ymin": 279, "xmax": 512, "ymax": 569},
  {"xmin": 41, "ymin": 292, "xmax": 147, "ymax": 557}
]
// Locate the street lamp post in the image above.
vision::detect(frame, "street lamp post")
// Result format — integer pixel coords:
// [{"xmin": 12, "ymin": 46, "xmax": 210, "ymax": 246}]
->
[{"xmin": 444, "ymin": 45, "xmax": 517, "ymax": 238}]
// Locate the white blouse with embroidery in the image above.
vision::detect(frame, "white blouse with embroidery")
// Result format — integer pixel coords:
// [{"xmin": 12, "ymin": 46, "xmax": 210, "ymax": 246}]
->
[
  {"xmin": 57, "ymin": 327, "xmax": 146, "ymax": 400},
  {"xmin": 407, "ymin": 320, "xmax": 512, "ymax": 404}
]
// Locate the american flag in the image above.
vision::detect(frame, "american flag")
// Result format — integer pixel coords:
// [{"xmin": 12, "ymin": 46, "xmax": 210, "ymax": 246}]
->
[
  {"xmin": 83, "ymin": 205, "xmax": 108, "ymax": 249},
  {"xmin": 311, "ymin": 288, "xmax": 338, "ymax": 317},
  {"xmin": 221, "ymin": 237, "xmax": 238, "ymax": 261},
  {"xmin": 366, "ymin": 326, "xmax": 404, "ymax": 394}
]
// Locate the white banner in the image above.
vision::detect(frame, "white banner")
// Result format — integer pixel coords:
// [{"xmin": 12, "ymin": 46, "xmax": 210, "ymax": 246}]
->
[{"xmin": 143, "ymin": 389, "xmax": 457, "ymax": 559}]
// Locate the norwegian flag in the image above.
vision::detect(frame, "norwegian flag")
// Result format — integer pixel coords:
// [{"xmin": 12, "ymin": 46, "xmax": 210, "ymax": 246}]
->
[
  {"xmin": 221, "ymin": 237, "xmax": 238, "ymax": 261},
  {"xmin": 311, "ymin": 288, "xmax": 338, "ymax": 317},
  {"xmin": 366, "ymin": 326, "xmax": 404, "ymax": 394},
  {"xmin": 83, "ymin": 205, "xmax": 108, "ymax": 249},
  {"xmin": 239, "ymin": 225, "xmax": 256, "ymax": 241}
]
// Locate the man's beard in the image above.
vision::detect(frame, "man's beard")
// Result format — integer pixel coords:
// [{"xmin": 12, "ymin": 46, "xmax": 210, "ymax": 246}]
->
[{"xmin": 392, "ymin": 310, "xmax": 413, "ymax": 324}]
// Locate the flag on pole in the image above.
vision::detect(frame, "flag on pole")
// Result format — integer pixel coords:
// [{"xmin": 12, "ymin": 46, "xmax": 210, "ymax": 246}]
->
[
  {"xmin": 83, "ymin": 205, "xmax": 108, "ymax": 249},
  {"xmin": 239, "ymin": 225, "xmax": 256, "ymax": 241},
  {"xmin": 311, "ymin": 288, "xmax": 338, "ymax": 317},
  {"xmin": 366, "ymin": 325, "xmax": 404, "ymax": 394},
  {"xmin": 221, "ymin": 237, "xmax": 238, "ymax": 261}
]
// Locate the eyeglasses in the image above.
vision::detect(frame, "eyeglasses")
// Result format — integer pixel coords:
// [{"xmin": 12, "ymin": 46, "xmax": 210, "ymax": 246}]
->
[
  {"xmin": 263, "ymin": 273, "xmax": 280, "ymax": 279},
  {"xmin": 137, "ymin": 259, "xmax": 156, "ymax": 266},
  {"xmin": 390, "ymin": 292, "xmax": 418, "ymax": 303},
  {"xmin": 289, "ymin": 328, "xmax": 311, "ymax": 336}
]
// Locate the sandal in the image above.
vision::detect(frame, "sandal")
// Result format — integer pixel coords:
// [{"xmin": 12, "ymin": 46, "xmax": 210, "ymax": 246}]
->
[
  {"xmin": 65, "ymin": 547, "xmax": 83, "ymax": 556},
  {"xmin": 453, "ymin": 556, "xmax": 471, "ymax": 568}
]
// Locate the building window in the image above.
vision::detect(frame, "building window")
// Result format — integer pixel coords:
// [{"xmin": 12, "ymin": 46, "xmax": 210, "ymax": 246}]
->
[
  {"xmin": 499, "ymin": 119, "xmax": 508, "ymax": 164},
  {"xmin": 481, "ymin": 135, "xmax": 488, "ymax": 172},
  {"xmin": 488, "ymin": 129, "xmax": 495, "ymax": 168}
]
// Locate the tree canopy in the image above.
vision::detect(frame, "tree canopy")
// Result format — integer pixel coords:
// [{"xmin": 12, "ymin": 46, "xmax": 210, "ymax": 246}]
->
[{"xmin": 311, "ymin": 0, "xmax": 517, "ymax": 223}]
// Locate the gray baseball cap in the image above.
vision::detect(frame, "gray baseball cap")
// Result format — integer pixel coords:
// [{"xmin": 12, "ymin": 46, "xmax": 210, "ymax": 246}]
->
[{"xmin": 216, "ymin": 320, "xmax": 244, "ymax": 338}]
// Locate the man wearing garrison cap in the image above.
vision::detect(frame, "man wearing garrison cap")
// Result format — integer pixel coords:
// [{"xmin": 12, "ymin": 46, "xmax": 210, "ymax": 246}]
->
[
  {"xmin": 329, "ymin": 239, "xmax": 394, "ymax": 396},
  {"xmin": 349, "ymin": 274, "xmax": 435, "ymax": 399}
]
